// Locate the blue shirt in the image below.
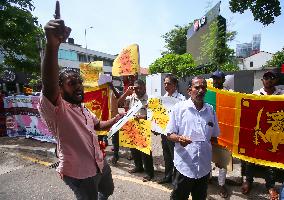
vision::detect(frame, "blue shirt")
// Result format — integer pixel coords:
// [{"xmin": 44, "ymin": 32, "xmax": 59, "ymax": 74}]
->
[{"xmin": 166, "ymin": 98, "xmax": 220, "ymax": 179}]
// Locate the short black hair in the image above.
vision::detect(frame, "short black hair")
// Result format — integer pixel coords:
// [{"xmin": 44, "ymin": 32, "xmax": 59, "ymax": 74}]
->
[
  {"xmin": 164, "ymin": 74, "xmax": 178, "ymax": 86},
  {"xmin": 188, "ymin": 76, "xmax": 206, "ymax": 88},
  {"xmin": 59, "ymin": 68, "xmax": 80, "ymax": 86},
  {"xmin": 134, "ymin": 79, "xmax": 145, "ymax": 86}
]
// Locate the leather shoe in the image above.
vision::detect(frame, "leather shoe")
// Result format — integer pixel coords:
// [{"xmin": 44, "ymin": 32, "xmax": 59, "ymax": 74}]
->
[
  {"xmin": 142, "ymin": 175, "xmax": 154, "ymax": 182},
  {"xmin": 157, "ymin": 177, "xmax": 171, "ymax": 184},
  {"xmin": 128, "ymin": 168, "xmax": 144, "ymax": 174}
]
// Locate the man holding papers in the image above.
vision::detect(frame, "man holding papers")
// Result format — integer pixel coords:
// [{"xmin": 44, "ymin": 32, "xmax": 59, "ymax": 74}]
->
[{"xmin": 166, "ymin": 76, "xmax": 220, "ymax": 200}]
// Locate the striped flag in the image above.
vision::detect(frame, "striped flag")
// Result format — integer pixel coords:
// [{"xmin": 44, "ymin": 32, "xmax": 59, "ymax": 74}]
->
[{"xmin": 205, "ymin": 87, "xmax": 284, "ymax": 169}]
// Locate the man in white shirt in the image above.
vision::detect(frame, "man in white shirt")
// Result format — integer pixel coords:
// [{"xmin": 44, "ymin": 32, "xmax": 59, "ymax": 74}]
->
[
  {"xmin": 158, "ymin": 74, "xmax": 185, "ymax": 184},
  {"xmin": 167, "ymin": 76, "xmax": 220, "ymax": 200}
]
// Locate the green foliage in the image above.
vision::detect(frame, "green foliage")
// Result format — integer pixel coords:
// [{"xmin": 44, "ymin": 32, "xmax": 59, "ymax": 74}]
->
[
  {"xmin": 265, "ymin": 48, "xmax": 284, "ymax": 68},
  {"xmin": 199, "ymin": 19, "xmax": 238, "ymax": 73},
  {"xmin": 0, "ymin": 0, "xmax": 44, "ymax": 73},
  {"xmin": 27, "ymin": 72, "xmax": 41, "ymax": 91},
  {"xmin": 229, "ymin": 0, "xmax": 281, "ymax": 25},
  {"xmin": 149, "ymin": 54, "xmax": 196, "ymax": 78},
  {"xmin": 161, "ymin": 23, "xmax": 192, "ymax": 55}
]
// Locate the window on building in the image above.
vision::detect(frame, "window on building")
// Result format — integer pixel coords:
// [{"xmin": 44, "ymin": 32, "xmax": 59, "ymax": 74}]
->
[
  {"xmin": 78, "ymin": 54, "xmax": 87, "ymax": 62},
  {"xmin": 103, "ymin": 60, "xmax": 112, "ymax": 66},
  {"xmin": 58, "ymin": 49, "xmax": 77, "ymax": 61},
  {"xmin": 250, "ymin": 61, "xmax": 253, "ymax": 67}
]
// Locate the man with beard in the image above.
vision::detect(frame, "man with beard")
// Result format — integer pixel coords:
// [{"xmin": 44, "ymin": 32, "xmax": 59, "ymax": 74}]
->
[
  {"xmin": 158, "ymin": 74, "xmax": 185, "ymax": 184},
  {"xmin": 167, "ymin": 76, "xmax": 220, "ymax": 200},
  {"xmin": 241, "ymin": 70, "xmax": 283, "ymax": 200},
  {"xmin": 38, "ymin": 19, "xmax": 123, "ymax": 200},
  {"xmin": 118, "ymin": 79, "xmax": 154, "ymax": 182}
]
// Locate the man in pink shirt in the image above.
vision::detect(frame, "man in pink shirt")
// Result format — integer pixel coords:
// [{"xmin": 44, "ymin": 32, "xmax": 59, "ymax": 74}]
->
[{"xmin": 38, "ymin": 18, "xmax": 123, "ymax": 200}]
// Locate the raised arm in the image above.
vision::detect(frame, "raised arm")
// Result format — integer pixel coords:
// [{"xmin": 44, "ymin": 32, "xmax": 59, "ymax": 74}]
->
[
  {"xmin": 41, "ymin": 19, "xmax": 71, "ymax": 105},
  {"xmin": 117, "ymin": 86, "xmax": 134, "ymax": 105}
]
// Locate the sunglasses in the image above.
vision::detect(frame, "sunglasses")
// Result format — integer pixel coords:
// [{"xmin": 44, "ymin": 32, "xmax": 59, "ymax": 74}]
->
[{"xmin": 263, "ymin": 76, "xmax": 276, "ymax": 80}]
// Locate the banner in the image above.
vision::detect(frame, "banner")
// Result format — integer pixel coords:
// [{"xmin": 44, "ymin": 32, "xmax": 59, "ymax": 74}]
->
[
  {"xmin": 119, "ymin": 118, "xmax": 151, "ymax": 155},
  {"xmin": 205, "ymin": 87, "xmax": 284, "ymax": 169},
  {"xmin": 83, "ymin": 84, "xmax": 110, "ymax": 135},
  {"xmin": 80, "ymin": 61, "xmax": 103, "ymax": 87},
  {"xmin": 147, "ymin": 97, "xmax": 180, "ymax": 135},
  {"xmin": 112, "ymin": 44, "xmax": 140, "ymax": 76},
  {"xmin": 0, "ymin": 95, "xmax": 6, "ymax": 136},
  {"xmin": 4, "ymin": 95, "xmax": 55, "ymax": 143},
  {"xmin": 108, "ymin": 101, "xmax": 142, "ymax": 138}
]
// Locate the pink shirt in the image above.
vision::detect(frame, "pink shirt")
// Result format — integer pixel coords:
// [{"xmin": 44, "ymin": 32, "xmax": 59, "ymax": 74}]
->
[{"xmin": 38, "ymin": 94, "xmax": 104, "ymax": 179}]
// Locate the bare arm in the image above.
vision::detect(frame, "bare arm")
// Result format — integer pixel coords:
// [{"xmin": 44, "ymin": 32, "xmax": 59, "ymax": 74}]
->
[
  {"xmin": 41, "ymin": 19, "xmax": 71, "ymax": 105},
  {"xmin": 167, "ymin": 133, "xmax": 192, "ymax": 147},
  {"xmin": 94, "ymin": 114, "xmax": 124, "ymax": 131},
  {"xmin": 117, "ymin": 86, "xmax": 134, "ymax": 105},
  {"xmin": 109, "ymin": 82, "xmax": 121, "ymax": 99}
]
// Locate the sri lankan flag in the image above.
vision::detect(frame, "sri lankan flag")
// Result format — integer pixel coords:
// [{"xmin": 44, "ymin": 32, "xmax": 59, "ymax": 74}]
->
[
  {"xmin": 205, "ymin": 87, "xmax": 284, "ymax": 169},
  {"xmin": 83, "ymin": 84, "xmax": 110, "ymax": 135}
]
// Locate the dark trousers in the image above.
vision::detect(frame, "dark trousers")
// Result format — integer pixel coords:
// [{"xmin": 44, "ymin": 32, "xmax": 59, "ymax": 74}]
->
[
  {"xmin": 171, "ymin": 169, "xmax": 210, "ymax": 200},
  {"xmin": 161, "ymin": 134, "xmax": 174, "ymax": 180},
  {"xmin": 130, "ymin": 148, "xmax": 154, "ymax": 177},
  {"xmin": 243, "ymin": 161, "xmax": 276, "ymax": 189},
  {"xmin": 112, "ymin": 131, "xmax": 119, "ymax": 158},
  {"xmin": 63, "ymin": 161, "xmax": 114, "ymax": 200}
]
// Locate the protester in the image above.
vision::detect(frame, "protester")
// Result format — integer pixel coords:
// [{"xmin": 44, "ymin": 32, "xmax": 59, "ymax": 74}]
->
[
  {"xmin": 167, "ymin": 76, "xmax": 220, "ymax": 200},
  {"xmin": 38, "ymin": 19, "xmax": 123, "ymax": 200},
  {"xmin": 211, "ymin": 69, "xmax": 229, "ymax": 198},
  {"xmin": 118, "ymin": 79, "xmax": 155, "ymax": 182},
  {"xmin": 241, "ymin": 70, "xmax": 283, "ymax": 200},
  {"xmin": 158, "ymin": 74, "xmax": 185, "ymax": 184},
  {"xmin": 109, "ymin": 82, "xmax": 121, "ymax": 165}
]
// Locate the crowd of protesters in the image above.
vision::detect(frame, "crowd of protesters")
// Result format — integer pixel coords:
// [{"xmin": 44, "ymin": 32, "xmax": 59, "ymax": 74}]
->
[{"xmin": 2, "ymin": 16, "xmax": 283, "ymax": 200}]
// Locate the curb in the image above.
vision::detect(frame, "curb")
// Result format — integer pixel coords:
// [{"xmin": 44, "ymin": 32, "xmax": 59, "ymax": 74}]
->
[{"xmin": 0, "ymin": 145, "xmax": 56, "ymax": 158}]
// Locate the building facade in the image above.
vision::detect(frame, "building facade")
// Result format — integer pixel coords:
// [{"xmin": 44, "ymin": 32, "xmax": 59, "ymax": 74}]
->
[
  {"xmin": 236, "ymin": 34, "xmax": 261, "ymax": 58},
  {"xmin": 58, "ymin": 38, "xmax": 117, "ymax": 74},
  {"xmin": 238, "ymin": 51, "xmax": 273, "ymax": 70}
]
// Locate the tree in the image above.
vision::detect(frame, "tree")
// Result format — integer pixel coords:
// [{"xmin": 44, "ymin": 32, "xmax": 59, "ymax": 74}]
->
[
  {"xmin": 161, "ymin": 23, "xmax": 192, "ymax": 55},
  {"xmin": 229, "ymin": 0, "xmax": 281, "ymax": 25},
  {"xmin": 0, "ymin": 0, "xmax": 44, "ymax": 73},
  {"xmin": 265, "ymin": 48, "xmax": 284, "ymax": 68},
  {"xmin": 149, "ymin": 54, "xmax": 196, "ymax": 78},
  {"xmin": 199, "ymin": 19, "xmax": 239, "ymax": 72}
]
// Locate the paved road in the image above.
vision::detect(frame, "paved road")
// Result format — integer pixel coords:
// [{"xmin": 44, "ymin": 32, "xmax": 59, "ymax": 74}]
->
[{"xmin": 0, "ymin": 137, "xmax": 282, "ymax": 199}]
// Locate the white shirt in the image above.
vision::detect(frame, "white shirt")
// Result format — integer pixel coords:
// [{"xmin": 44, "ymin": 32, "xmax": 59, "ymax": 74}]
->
[
  {"xmin": 253, "ymin": 87, "xmax": 284, "ymax": 95},
  {"xmin": 166, "ymin": 98, "xmax": 220, "ymax": 179},
  {"xmin": 125, "ymin": 93, "xmax": 148, "ymax": 116},
  {"xmin": 164, "ymin": 90, "xmax": 186, "ymax": 101}
]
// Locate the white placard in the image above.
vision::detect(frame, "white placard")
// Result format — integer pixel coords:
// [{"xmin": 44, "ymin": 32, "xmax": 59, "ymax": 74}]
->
[{"xmin": 108, "ymin": 101, "xmax": 143, "ymax": 138}]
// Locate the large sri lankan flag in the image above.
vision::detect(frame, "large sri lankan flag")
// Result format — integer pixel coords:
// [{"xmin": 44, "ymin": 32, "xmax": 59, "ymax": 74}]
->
[
  {"xmin": 205, "ymin": 87, "xmax": 284, "ymax": 169},
  {"xmin": 83, "ymin": 84, "xmax": 110, "ymax": 135}
]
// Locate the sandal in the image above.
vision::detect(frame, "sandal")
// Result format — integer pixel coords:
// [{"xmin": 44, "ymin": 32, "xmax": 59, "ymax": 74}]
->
[
  {"xmin": 268, "ymin": 188, "xmax": 279, "ymax": 200},
  {"xmin": 241, "ymin": 181, "xmax": 251, "ymax": 195}
]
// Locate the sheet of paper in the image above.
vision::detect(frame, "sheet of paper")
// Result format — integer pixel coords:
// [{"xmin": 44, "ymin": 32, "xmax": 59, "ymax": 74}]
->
[
  {"xmin": 108, "ymin": 101, "xmax": 142, "ymax": 138},
  {"xmin": 190, "ymin": 130, "xmax": 205, "ymax": 142}
]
